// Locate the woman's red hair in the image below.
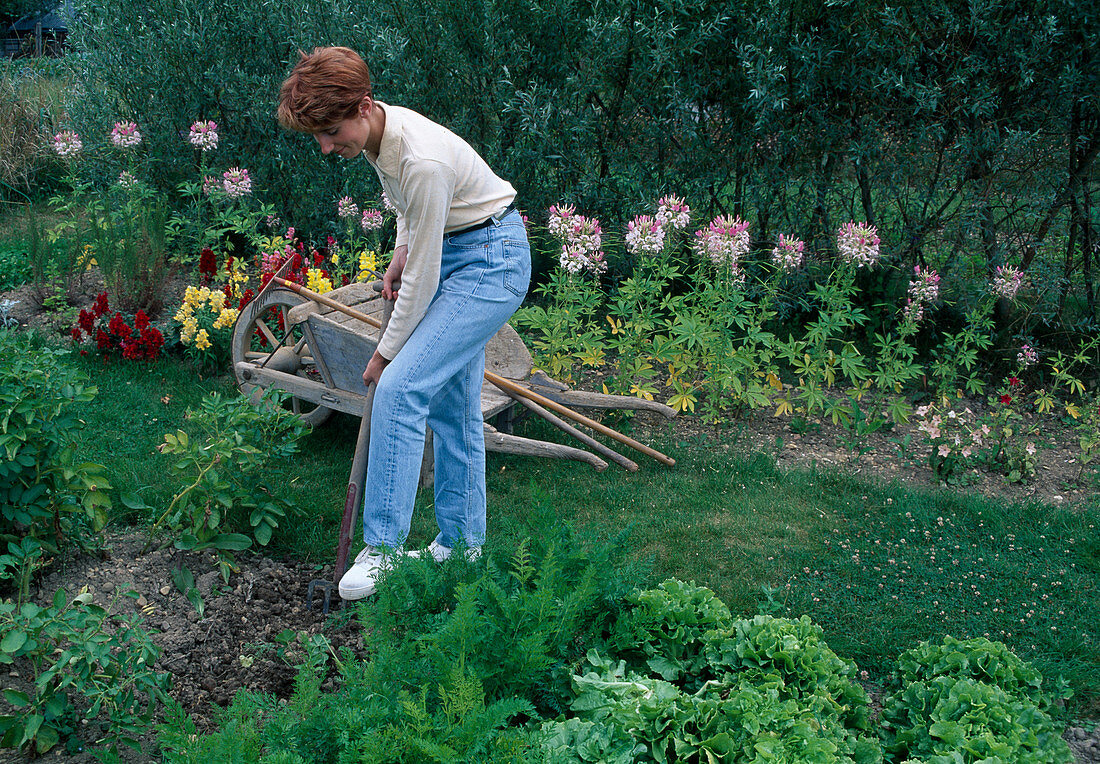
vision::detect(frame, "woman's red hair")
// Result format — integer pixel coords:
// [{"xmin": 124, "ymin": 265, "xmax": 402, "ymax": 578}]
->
[{"xmin": 277, "ymin": 47, "xmax": 373, "ymax": 132}]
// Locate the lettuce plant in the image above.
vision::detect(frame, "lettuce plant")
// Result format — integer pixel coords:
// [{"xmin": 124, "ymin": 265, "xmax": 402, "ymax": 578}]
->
[
  {"xmin": 889, "ymin": 635, "xmax": 1070, "ymax": 714},
  {"xmin": 609, "ymin": 579, "xmax": 733, "ymax": 683},
  {"xmin": 881, "ymin": 676, "xmax": 1072, "ymax": 763},
  {"xmin": 540, "ymin": 650, "xmax": 884, "ymax": 763},
  {"xmin": 703, "ymin": 614, "xmax": 873, "ymax": 731}
]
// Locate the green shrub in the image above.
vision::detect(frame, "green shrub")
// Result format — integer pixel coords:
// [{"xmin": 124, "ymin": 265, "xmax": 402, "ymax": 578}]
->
[
  {"xmin": 0, "ymin": 331, "xmax": 111, "ymax": 575},
  {"xmin": 0, "ymin": 242, "xmax": 31, "ymax": 292},
  {"xmin": 160, "ymin": 662, "xmax": 536, "ymax": 764},
  {"xmin": 149, "ymin": 390, "xmax": 310, "ymax": 578},
  {"xmin": 158, "ymin": 533, "xmax": 637, "ymax": 761},
  {"xmin": 64, "ymin": 0, "xmax": 380, "ymax": 235},
  {"xmin": 0, "ymin": 62, "xmax": 52, "ymax": 201},
  {"xmin": 366, "ymin": 531, "xmax": 640, "ymax": 714},
  {"xmin": 0, "ymin": 583, "xmax": 169, "ymax": 757}
]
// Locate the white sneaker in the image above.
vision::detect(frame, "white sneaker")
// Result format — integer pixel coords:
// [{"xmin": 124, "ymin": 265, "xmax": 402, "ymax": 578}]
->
[
  {"xmin": 409, "ymin": 539, "xmax": 482, "ymax": 563},
  {"xmin": 338, "ymin": 545, "xmax": 394, "ymax": 600}
]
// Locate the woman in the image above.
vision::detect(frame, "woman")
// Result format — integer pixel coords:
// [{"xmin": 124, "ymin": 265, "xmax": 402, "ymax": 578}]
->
[{"xmin": 277, "ymin": 47, "xmax": 530, "ymax": 600}]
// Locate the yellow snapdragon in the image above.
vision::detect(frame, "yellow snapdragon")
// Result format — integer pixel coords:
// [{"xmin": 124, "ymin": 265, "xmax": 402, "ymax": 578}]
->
[
  {"xmin": 212, "ymin": 307, "xmax": 239, "ymax": 330},
  {"xmin": 357, "ymin": 250, "xmax": 379, "ymax": 282},
  {"xmin": 180, "ymin": 315, "xmax": 198, "ymax": 343},
  {"xmin": 80, "ymin": 244, "xmax": 97, "ymax": 271},
  {"xmin": 177, "ymin": 284, "xmax": 232, "ymax": 348},
  {"xmin": 306, "ymin": 268, "xmax": 333, "ymax": 294}
]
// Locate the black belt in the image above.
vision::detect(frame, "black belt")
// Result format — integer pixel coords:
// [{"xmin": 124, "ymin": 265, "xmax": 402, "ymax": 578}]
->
[{"xmin": 449, "ymin": 203, "xmax": 516, "ymax": 237}]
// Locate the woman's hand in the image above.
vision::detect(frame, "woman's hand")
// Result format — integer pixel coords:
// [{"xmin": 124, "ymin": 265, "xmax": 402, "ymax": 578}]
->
[
  {"xmin": 382, "ymin": 245, "xmax": 408, "ymax": 300},
  {"xmin": 362, "ymin": 349, "xmax": 390, "ymax": 388}
]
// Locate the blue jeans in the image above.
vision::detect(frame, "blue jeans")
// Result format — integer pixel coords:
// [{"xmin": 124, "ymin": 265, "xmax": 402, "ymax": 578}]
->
[{"xmin": 363, "ymin": 209, "xmax": 530, "ymax": 549}]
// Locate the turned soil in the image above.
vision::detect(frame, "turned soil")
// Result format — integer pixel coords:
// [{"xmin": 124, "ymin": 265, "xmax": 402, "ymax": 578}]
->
[{"xmin": 1, "ymin": 279, "xmax": 1098, "ymax": 762}]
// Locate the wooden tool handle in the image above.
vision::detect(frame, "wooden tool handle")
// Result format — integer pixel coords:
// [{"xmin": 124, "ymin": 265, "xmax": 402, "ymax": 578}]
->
[
  {"xmin": 270, "ymin": 276, "xmax": 676, "ymax": 467},
  {"xmin": 485, "ymin": 372, "xmax": 675, "ymax": 467}
]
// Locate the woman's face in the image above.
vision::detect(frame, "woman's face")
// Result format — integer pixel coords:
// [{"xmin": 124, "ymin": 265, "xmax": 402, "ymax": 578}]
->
[
  {"xmin": 312, "ymin": 97, "xmax": 377, "ymax": 159},
  {"xmin": 313, "ymin": 116, "xmax": 369, "ymax": 159}
]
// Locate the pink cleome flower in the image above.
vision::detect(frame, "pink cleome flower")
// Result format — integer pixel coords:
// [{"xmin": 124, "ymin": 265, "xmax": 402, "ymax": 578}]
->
[
  {"xmin": 110, "ymin": 121, "xmax": 142, "ymax": 148},
  {"xmin": 1017, "ymin": 344, "xmax": 1038, "ymax": 368},
  {"xmin": 188, "ymin": 120, "xmax": 219, "ymax": 151},
  {"xmin": 360, "ymin": 209, "xmax": 383, "ymax": 231},
  {"xmin": 771, "ymin": 234, "xmax": 805, "ymax": 273},
  {"xmin": 222, "ymin": 167, "xmax": 252, "ymax": 199},
  {"xmin": 655, "ymin": 195, "xmax": 691, "ymax": 230},
  {"xmin": 337, "ymin": 196, "xmax": 359, "ymax": 220},
  {"xmin": 625, "ymin": 215, "xmax": 665, "ymax": 257},
  {"xmin": 693, "ymin": 215, "xmax": 751, "ymax": 270},
  {"xmin": 991, "ymin": 265, "xmax": 1025, "ymax": 300},
  {"xmin": 904, "ymin": 265, "xmax": 940, "ymax": 324},
  {"xmin": 836, "ymin": 221, "xmax": 880, "ymax": 267},
  {"xmin": 52, "ymin": 130, "xmax": 82, "ymax": 158}
]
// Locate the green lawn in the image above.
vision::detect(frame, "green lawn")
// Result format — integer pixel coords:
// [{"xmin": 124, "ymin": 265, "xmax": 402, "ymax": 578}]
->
[{"xmin": 66, "ymin": 353, "xmax": 1100, "ymax": 716}]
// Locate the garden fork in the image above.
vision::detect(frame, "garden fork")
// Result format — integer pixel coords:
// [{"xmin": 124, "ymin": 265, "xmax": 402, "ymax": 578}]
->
[{"xmin": 306, "ymin": 284, "xmax": 393, "ymax": 613}]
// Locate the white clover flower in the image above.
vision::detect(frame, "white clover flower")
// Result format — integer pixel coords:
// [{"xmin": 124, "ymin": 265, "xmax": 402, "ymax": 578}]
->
[
  {"xmin": 625, "ymin": 215, "xmax": 665, "ymax": 257},
  {"xmin": 771, "ymin": 234, "xmax": 804, "ymax": 272},
  {"xmin": 222, "ymin": 167, "xmax": 252, "ymax": 199},
  {"xmin": 836, "ymin": 221, "xmax": 881, "ymax": 267},
  {"xmin": 361, "ymin": 209, "xmax": 383, "ymax": 231},
  {"xmin": 110, "ymin": 121, "xmax": 142, "ymax": 148},
  {"xmin": 52, "ymin": 130, "xmax": 82, "ymax": 158},
  {"xmin": 188, "ymin": 120, "xmax": 218, "ymax": 151},
  {"xmin": 655, "ymin": 195, "xmax": 691, "ymax": 230},
  {"xmin": 337, "ymin": 196, "xmax": 359, "ymax": 220}
]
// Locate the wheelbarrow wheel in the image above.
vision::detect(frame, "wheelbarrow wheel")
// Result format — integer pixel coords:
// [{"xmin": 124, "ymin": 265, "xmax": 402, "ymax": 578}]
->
[{"xmin": 231, "ymin": 288, "xmax": 334, "ymax": 427}]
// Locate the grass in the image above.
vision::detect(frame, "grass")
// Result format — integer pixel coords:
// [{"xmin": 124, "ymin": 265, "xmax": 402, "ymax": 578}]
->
[{"xmin": 57, "ymin": 351, "xmax": 1100, "ymax": 717}]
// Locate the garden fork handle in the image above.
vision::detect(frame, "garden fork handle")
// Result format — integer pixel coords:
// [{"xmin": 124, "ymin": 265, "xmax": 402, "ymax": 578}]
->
[
  {"xmin": 334, "ymin": 289, "xmax": 393, "ymax": 582},
  {"xmin": 334, "ymin": 385, "xmax": 374, "ymax": 580}
]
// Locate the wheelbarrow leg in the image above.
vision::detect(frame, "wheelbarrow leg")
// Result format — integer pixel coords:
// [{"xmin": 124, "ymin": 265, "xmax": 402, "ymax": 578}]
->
[{"xmin": 308, "ymin": 387, "xmax": 374, "ymax": 613}]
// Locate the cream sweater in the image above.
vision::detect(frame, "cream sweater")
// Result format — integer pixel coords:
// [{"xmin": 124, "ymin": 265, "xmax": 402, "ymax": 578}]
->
[{"xmin": 364, "ymin": 103, "xmax": 516, "ymax": 360}]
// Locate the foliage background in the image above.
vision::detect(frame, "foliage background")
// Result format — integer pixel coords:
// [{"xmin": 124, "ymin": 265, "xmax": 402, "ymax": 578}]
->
[{"xmin": 54, "ymin": 0, "xmax": 1097, "ymax": 325}]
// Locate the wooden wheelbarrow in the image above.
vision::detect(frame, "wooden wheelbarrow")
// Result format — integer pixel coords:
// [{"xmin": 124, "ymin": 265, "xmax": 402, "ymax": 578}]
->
[{"xmin": 231, "ymin": 277, "xmax": 676, "ymax": 609}]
